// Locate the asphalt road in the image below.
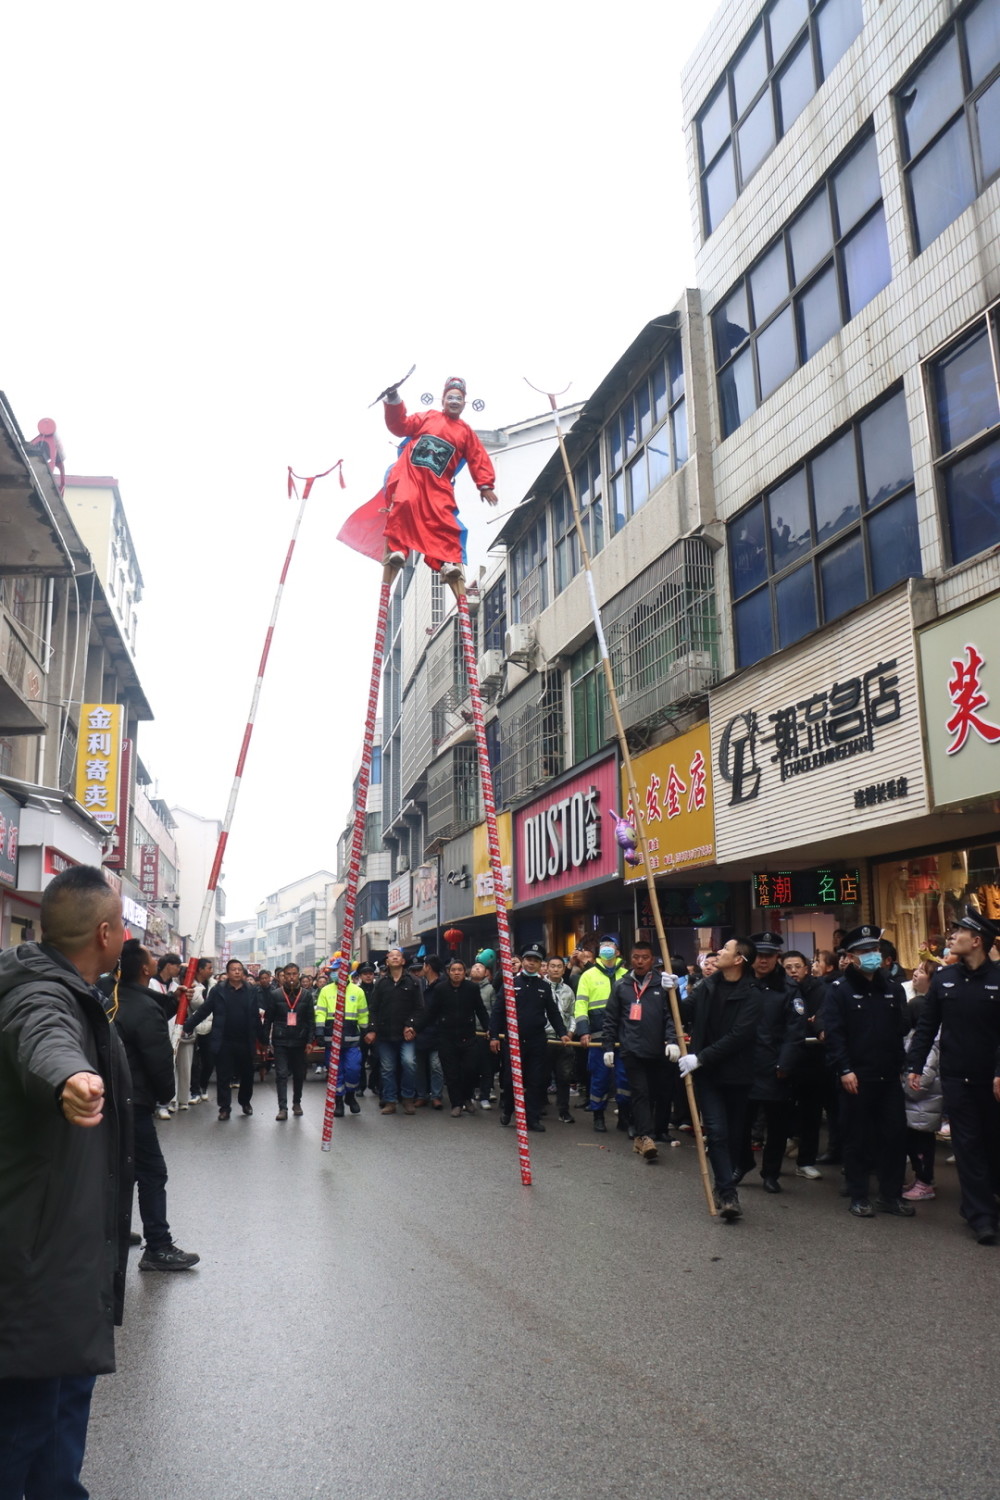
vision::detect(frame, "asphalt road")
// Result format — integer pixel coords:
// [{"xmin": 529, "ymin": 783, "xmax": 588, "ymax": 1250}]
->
[{"xmin": 83, "ymin": 1077, "xmax": 1000, "ymax": 1500}]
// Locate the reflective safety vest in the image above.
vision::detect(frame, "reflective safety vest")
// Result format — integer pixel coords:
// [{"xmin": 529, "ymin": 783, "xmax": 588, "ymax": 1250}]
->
[
  {"xmin": 573, "ymin": 961, "xmax": 627, "ymax": 1034},
  {"xmin": 315, "ymin": 981, "xmax": 369, "ymax": 1036}
]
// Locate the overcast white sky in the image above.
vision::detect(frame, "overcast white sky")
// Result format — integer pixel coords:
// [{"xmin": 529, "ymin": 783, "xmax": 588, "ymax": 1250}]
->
[{"xmin": 3, "ymin": 1, "xmax": 711, "ymax": 922}]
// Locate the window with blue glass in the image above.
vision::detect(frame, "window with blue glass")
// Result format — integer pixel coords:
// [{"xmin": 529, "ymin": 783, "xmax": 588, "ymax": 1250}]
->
[
  {"xmin": 930, "ymin": 309, "xmax": 1000, "ymax": 565},
  {"xmin": 482, "ymin": 578, "xmax": 506, "ymax": 652},
  {"xmin": 728, "ymin": 387, "xmax": 920, "ymax": 668},
  {"xmin": 898, "ymin": 0, "xmax": 1000, "ymax": 254},
  {"xmin": 553, "ymin": 449, "xmax": 604, "ymax": 595},
  {"xmin": 603, "ymin": 344, "xmax": 687, "ymax": 554},
  {"xmin": 697, "ymin": 0, "xmax": 863, "ymax": 237},
  {"xmin": 510, "ymin": 516, "xmax": 548, "ymax": 624},
  {"xmin": 714, "ymin": 128, "xmax": 890, "ymax": 438}
]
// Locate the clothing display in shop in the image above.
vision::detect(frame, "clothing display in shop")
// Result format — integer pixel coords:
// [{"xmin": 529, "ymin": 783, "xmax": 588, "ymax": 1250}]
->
[{"xmin": 883, "ymin": 864, "xmax": 924, "ymax": 970}]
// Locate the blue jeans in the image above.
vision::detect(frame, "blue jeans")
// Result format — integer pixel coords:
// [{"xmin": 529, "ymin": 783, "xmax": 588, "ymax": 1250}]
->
[
  {"xmin": 586, "ymin": 1048, "xmax": 630, "ymax": 1113},
  {"xmin": 377, "ymin": 1040, "xmax": 417, "ymax": 1102},
  {"xmin": 696, "ymin": 1076, "xmax": 750, "ymax": 1194},
  {"xmin": 0, "ymin": 1374, "xmax": 96, "ymax": 1499},
  {"xmin": 415, "ymin": 1046, "xmax": 444, "ymax": 1101}
]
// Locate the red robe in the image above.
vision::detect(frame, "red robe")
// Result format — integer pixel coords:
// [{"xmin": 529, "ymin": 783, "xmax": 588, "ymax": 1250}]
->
[{"xmin": 338, "ymin": 401, "xmax": 496, "ymax": 568}]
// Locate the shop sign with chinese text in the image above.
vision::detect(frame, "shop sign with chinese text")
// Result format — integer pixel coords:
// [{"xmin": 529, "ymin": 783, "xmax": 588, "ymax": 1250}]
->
[
  {"xmin": 74, "ymin": 704, "xmax": 123, "ymax": 826},
  {"xmin": 472, "ymin": 813, "xmax": 512, "ymax": 916},
  {"xmin": 412, "ymin": 860, "xmax": 439, "ymax": 934},
  {"xmin": 139, "ymin": 844, "xmax": 159, "ymax": 899},
  {"xmin": 514, "ymin": 754, "xmax": 619, "ymax": 903},
  {"xmin": 752, "ymin": 868, "xmax": 860, "ymax": 909},
  {"xmin": 103, "ymin": 739, "xmax": 132, "ymax": 872},
  {"xmin": 0, "ymin": 790, "xmax": 20, "ymax": 889},
  {"xmin": 621, "ymin": 723, "xmax": 715, "ymax": 884},
  {"xmin": 387, "ymin": 871, "xmax": 411, "ymax": 917},
  {"xmin": 710, "ymin": 590, "xmax": 928, "ymax": 863},
  {"xmin": 918, "ymin": 592, "xmax": 1000, "ymax": 809}
]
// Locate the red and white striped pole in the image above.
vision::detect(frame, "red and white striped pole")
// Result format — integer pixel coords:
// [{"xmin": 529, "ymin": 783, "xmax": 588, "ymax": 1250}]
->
[
  {"xmin": 320, "ymin": 569, "xmax": 393, "ymax": 1150},
  {"xmin": 177, "ymin": 463, "xmax": 344, "ymax": 1019},
  {"xmin": 453, "ymin": 584, "xmax": 532, "ymax": 1186}
]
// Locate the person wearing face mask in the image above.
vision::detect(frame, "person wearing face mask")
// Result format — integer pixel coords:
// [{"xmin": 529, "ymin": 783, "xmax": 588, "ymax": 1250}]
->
[
  {"xmin": 573, "ymin": 936, "xmax": 630, "ymax": 1134},
  {"xmin": 821, "ymin": 925, "xmax": 911, "ymax": 1219}
]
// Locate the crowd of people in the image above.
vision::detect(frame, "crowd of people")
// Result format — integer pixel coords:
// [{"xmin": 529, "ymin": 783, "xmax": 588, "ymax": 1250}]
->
[{"xmin": 3, "ymin": 862, "xmax": 1000, "ymax": 1496}]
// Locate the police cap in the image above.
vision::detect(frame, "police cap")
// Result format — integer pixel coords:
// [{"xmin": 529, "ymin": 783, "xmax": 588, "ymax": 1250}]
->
[
  {"xmin": 748, "ymin": 930, "xmax": 784, "ymax": 953},
  {"xmin": 845, "ymin": 924, "xmax": 882, "ymax": 951},
  {"xmin": 952, "ymin": 905, "xmax": 1000, "ymax": 948},
  {"xmin": 520, "ymin": 941, "xmax": 546, "ymax": 960}
]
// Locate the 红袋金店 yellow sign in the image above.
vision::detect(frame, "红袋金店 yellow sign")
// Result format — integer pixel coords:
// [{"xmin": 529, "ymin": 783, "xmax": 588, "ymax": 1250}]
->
[{"xmin": 620, "ymin": 722, "xmax": 715, "ymax": 883}]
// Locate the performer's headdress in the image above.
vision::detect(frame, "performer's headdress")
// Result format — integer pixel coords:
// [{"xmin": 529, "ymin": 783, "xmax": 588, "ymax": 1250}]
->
[{"xmin": 443, "ymin": 376, "xmax": 466, "ymax": 396}]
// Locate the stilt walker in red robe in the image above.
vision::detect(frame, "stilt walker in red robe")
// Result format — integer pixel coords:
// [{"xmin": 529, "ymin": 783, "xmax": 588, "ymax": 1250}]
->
[{"xmin": 338, "ymin": 376, "xmax": 498, "ymax": 574}]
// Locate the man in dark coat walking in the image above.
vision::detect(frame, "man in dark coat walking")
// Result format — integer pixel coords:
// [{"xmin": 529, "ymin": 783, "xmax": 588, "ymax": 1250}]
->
[
  {"xmin": 0, "ymin": 864, "xmax": 131, "ymax": 1498},
  {"xmin": 184, "ymin": 958, "xmax": 260, "ymax": 1119},
  {"xmin": 735, "ymin": 931, "xmax": 806, "ymax": 1193},
  {"xmin": 113, "ymin": 939, "xmax": 199, "ymax": 1269}
]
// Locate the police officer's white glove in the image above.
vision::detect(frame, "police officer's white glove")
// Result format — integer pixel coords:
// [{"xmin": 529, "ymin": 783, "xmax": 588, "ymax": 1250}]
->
[
  {"xmin": 603, "ymin": 1051, "xmax": 615, "ymax": 1069},
  {"xmin": 664, "ymin": 1044, "xmax": 681, "ymax": 1063},
  {"xmin": 678, "ymin": 1053, "xmax": 700, "ymax": 1077}
]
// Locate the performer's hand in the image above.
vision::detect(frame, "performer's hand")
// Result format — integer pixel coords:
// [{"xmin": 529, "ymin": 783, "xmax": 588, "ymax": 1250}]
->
[
  {"xmin": 384, "ymin": 387, "xmax": 400, "ymax": 403},
  {"xmin": 480, "ymin": 488, "xmax": 499, "ymax": 507}
]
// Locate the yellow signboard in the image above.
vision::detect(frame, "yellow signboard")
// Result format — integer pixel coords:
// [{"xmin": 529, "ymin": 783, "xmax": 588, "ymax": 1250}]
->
[
  {"xmin": 75, "ymin": 703, "xmax": 123, "ymax": 826},
  {"xmin": 621, "ymin": 722, "xmax": 715, "ymax": 883},
  {"xmin": 472, "ymin": 811, "xmax": 513, "ymax": 915}
]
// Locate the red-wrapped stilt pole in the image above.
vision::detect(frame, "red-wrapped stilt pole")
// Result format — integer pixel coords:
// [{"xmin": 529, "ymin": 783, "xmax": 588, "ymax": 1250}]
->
[
  {"xmin": 321, "ymin": 570, "xmax": 393, "ymax": 1149},
  {"xmin": 453, "ymin": 583, "xmax": 532, "ymax": 1186}
]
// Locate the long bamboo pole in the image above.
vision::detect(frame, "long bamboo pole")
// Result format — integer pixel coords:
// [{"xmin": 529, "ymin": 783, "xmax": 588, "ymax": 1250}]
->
[{"xmin": 529, "ymin": 383, "xmax": 716, "ymax": 1216}]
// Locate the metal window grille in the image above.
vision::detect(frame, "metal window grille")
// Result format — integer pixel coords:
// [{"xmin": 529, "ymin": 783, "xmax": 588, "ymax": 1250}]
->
[
  {"xmin": 426, "ymin": 742, "xmax": 480, "ymax": 842},
  {"xmin": 603, "ymin": 538, "xmax": 719, "ymax": 739},
  {"xmin": 495, "ymin": 669, "xmax": 565, "ymax": 805}
]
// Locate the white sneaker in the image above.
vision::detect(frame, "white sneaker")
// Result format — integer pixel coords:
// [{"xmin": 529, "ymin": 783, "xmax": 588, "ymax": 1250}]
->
[
  {"xmin": 314, "ymin": 1065, "xmax": 325, "ymax": 1077},
  {"xmin": 200, "ymin": 1092, "xmax": 210, "ymax": 1101},
  {"xmin": 156, "ymin": 1107, "xmax": 171, "ymax": 1120},
  {"xmin": 179, "ymin": 1102, "xmax": 189, "ymax": 1110},
  {"xmin": 188, "ymin": 1095, "xmax": 200, "ymax": 1106},
  {"xmin": 479, "ymin": 1099, "xmax": 491, "ymax": 1110},
  {"xmin": 796, "ymin": 1165, "xmax": 822, "ymax": 1179},
  {"xmin": 168, "ymin": 1101, "xmax": 178, "ymax": 1113}
]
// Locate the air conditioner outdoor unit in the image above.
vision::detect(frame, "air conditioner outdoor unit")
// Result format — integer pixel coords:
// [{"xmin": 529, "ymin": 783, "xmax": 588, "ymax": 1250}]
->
[
  {"xmin": 663, "ymin": 650, "xmax": 716, "ymax": 699},
  {"xmin": 477, "ymin": 648, "xmax": 503, "ymax": 686},
  {"xmin": 396, "ymin": 856, "xmax": 409, "ymax": 872},
  {"xmin": 504, "ymin": 623, "xmax": 535, "ymax": 662}
]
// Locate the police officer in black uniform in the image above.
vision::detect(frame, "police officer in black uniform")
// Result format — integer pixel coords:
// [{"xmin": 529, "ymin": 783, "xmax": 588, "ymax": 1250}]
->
[
  {"xmin": 908, "ymin": 906, "xmax": 1000, "ymax": 1245},
  {"xmin": 736, "ymin": 931, "xmax": 806, "ymax": 1193},
  {"xmin": 489, "ymin": 942, "xmax": 569, "ymax": 1131},
  {"xmin": 822, "ymin": 924, "xmax": 912, "ymax": 1219}
]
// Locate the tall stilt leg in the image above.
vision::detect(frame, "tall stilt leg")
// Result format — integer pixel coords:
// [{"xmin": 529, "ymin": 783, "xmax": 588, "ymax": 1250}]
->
[
  {"xmin": 321, "ymin": 568, "xmax": 394, "ymax": 1149},
  {"xmin": 452, "ymin": 581, "xmax": 532, "ymax": 1186}
]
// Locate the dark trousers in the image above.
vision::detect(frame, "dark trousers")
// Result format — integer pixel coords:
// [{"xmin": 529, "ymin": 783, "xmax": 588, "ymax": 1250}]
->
[
  {"xmin": 274, "ymin": 1043, "xmax": 307, "ymax": 1109},
  {"xmin": 840, "ymin": 1078, "xmax": 906, "ymax": 1201},
  {"xmin": 215, "ymin": 1041, "xmax": 255, "ymax": 1109},
  {"xmin": 741, "ymin": 1097, "xmax": 791, "ymax": 1180},
  {"xmin": 500, "ymin": 1033, "xmax": 548, "ymax": 1121},
  {"xmin": 696, "ymin": 1077, "xmax": 750, "ymax": 1194},
  {"xmin": 476, "ymin": 1035, "xmax": 496, "ymax": 1100},
  {"xmin": 553, "ymin": 1041, "xmax": 577, "ymax": 1112},
  {"xmin": 942, "ymin": 1077, "xmax": 1000, "ymax": 1232},
  {"xmin": 190, "ymin": 1035, "xmax": 214, "ymax": 1095},
  {"xmin": 906, "ymin": 1126, "xmax": 937, "ymax": 1186},
  {"xmin": 794, "ymin": 1064, "xmax": 827, "ymax": 1167},
  {"xmin": 133, "ymin": 1107, "xmax": 171, "ymax": 1251},
  {"xmin": 0, "ymin": 1374, "xmax": 97, "ymax": 1499},
  {"xmin": 438, "ymin": 1034, "xmax": 480, "ymax": 1109},
  {"xmin": 622, "ymin": 1054, "xmax": 672, "ymax": 1139}
]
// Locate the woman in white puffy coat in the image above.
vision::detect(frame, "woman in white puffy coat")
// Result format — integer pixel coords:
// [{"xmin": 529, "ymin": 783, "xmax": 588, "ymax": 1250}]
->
[{"xmin": 902, "ymin": 1020, "xmax": 943, "ymax": 1201}]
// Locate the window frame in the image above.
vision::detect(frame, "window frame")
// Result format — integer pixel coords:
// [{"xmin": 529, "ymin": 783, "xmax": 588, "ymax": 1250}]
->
[
  {"xmin": 897, "ymin": 0, "xmax": 1000, "ymax": 256},
  {"xmin": 696, "ymin": 0, "xmax": 863, "ymax": 238},
  {"xmin": 728, "ymin": 384, "xmax": 920, "ymax": 668},
  {"xmin": 714, "ymin": 125, "xmax": 890, "ymax": 438},
  {"xmin": 925, "ymin": 299, "xmax": 1000, "ymax": 567}
]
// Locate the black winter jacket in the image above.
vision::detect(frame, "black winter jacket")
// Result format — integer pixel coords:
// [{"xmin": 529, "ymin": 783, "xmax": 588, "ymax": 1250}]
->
[
  {"xmin": 490, "ymin": 971, "xmax": 566, "ymax": 1042},
  {"xmin": 908, "ymin": 957, "xmax": 1000, "ymax": 1083},
  {"xmin": 822, "ymin": 968, "xmax": 908, "ymax": 1081},
  {"xmin": 113, "ymin": 980, "xmax": 176, "ymax": 1110},
  {"xmin": 603, "ymin": 971, "xmax": 679, "ymax": 1060},
  {"xmin": 369, "ymin": 971, "xmax": 423, "ymax": 1042},
  {"xmin": 682, "ymin": 971, "xmax": 762, "ymax": 1087},
  {"xmin": 261, "ymin": 985, "xmax": 316, "ymax": 1047},
  {"xmin": 748, "ymin": 968, "xmax": 806, "ymax": 1100},
  {"xmin": 185, "ymin": 980, "xmax": 260, "ymax": 1056},
  {"xmin": 418, "ymin": 978, "xmax": 490, "ymax": 1040},
  {"xmin": 0, "ymin": 942, "xmax": 133, "ymax": 1379}
]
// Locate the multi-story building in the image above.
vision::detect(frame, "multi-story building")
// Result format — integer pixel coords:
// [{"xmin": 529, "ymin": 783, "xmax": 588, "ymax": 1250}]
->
[
  {"xmin": 0, "ymin": 401, "xmax": 156, "ymax": 946},
  {"xmin": 682, "ymin": 0, "xmax": 1000, "ymax": 960},
  {"xmin": 255, "ymin": 870, "xmax": 336, "ymax": 971},
  {"xmin": 171, "ymin": 804, "xmax": 227, "ymax": 957}
]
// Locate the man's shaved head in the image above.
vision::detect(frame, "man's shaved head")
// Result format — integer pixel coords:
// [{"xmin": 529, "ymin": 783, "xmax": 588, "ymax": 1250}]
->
[{"xmin": 41, "ymin": 865, "xmax": 123, "ymax": 957}]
